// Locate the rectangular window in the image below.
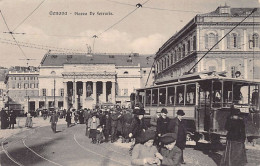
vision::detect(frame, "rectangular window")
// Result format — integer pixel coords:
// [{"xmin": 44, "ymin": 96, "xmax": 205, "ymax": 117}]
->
[
  {"xmin": 17, "ymin": 83, "xmax": 21, "ymax": 89},
  {"xmin": 42, "ymin": 89, "xmax": 46, "ymax": 96},
  {"xmin": 176, "ymin": 85, "xmax": 184, "ymax": 105},
  {"xmin": 24, "ymin": 83, "xmax": 28, "ymax": 89},
  {"xmin": 145, "ymin": 89, "xmax": 151, "ymax": 105},
  {"xmin": 152, "ymin": 89, "xmax": 158, "ymax": 105},
  {"xmin": 167, "ymin": 86, "xmax": 175, "ymax": 105},
  {"xmin": 60, "ymin": 88, "xmax": 64, "ymax": 97},
  {"xmin": 159, "ymin": 88, "xmax": 166, "ymax": 105},
  {"xmin": 186, "ymin": 84, "xmax": 196, "ymax": 105}
]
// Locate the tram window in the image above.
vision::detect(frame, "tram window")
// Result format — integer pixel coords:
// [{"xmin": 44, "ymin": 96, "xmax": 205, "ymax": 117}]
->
[
  {"xmin": 213, "ymin": 82, "xmax": 222, "ymax": 103},
  {"xmin": 186, "ymin": 84, "xmax": 196, "ymax": 105},
  {"xmin": 159, "ymin": 88, "xmax": 166, "ymax": 105},
  {"xmin": 223, "ymin": 81, "xmax": 232, "ymax": 107},
  {"xmin": 176, "ymin": 85, "xmax": 184, "ymax": 105},
  {"xmin": 233, "ymin": 83, "xmax": 249, "ymax": 104},
  {"xmin": 145, "ymin": 89, "xmax": 151, "ymax": 105},
  {"xmin": 250, "ymin": 85, "xmax": 259, "ymax": 106},
  {"xmin": 152, "ymin": 89, "xmax": 158, "ymax": 105},
  {"xmin": 167, "ymin": 86, "xmax": 175, "ymax": 105}
]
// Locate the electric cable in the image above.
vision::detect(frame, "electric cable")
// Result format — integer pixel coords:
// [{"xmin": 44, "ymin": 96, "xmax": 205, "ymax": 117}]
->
[
  {"xmin": 106, "ymin": 0, "xmax": 201, "ymax": 13},
  {"xmin": 0, "ymin": 10, "xmax": 28, "ymax": 59},
  {"xmin": 12, "ymin": 0, "xmax": 46, "ymax": 32}
]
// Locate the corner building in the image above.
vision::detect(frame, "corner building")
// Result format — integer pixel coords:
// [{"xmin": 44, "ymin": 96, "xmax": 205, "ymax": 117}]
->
[
  {"xmin": 154, "ymin": 6, "xmax": 260, "ymax": 84},
  {"xmin": 39, "ymin": 53, "xmax": 154, "ymax": 110}
]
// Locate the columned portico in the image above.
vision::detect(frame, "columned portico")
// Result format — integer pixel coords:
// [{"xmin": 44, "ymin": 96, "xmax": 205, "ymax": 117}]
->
[{"xmin": 62, "ymin": 72, "xmax": 117, "ymax": 109}]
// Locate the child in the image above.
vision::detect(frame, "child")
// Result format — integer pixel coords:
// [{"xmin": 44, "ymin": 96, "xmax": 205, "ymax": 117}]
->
[
  {"xmin": 155, "ymin": 133, "xmax": 182, "ymax": 166},
  {"xmin": 96, "ymin": 125, "xmax": 104, "ymax": 144}
]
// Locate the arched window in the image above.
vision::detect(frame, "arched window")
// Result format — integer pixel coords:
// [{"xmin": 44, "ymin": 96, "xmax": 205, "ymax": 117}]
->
[
  {"xmin": 228, "ymin": 33, "xmax": 240, "ymax": 48},
  {"xmin": 193, "ymin": 36, "xmax": 196, "ymax": 50},
  {"xmin": 123, "ymin": 71, "xmax": 128, "ymax": 74},
  {"xmin": 253, "ymin": 33, "xmax": 259, "ymax": 48},
  {"xmin": 205, "ymin": 33, "xmax": 218, "ymax": 49},
  {"xmin": 178, "ymin": 47, "xmax": 181, "ymax": 60}
]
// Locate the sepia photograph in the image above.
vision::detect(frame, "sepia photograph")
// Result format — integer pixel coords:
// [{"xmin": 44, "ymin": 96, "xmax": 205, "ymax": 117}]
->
[{"xmin": 0, "ymin": 0, "xmax": 260, "ymax": 165}]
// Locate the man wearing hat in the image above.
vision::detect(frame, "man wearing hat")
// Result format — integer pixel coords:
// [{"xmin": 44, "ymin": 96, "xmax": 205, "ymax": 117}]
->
[
  {"xmin": 50, "ymin": 111, "xmax": 59, "ymax": 133},
  {"xmin": 155, "ymin": 133, "xmax": 182, "ymax": 166},
  {"xmin": 157, "ymin": 108, "xmax": 170, "ymax": 137},
  {"xmin": 131, "ymin": 130, "xmax": 161, "ymax": 166},
  {"xmin": 167, "ymin": 109, "xmax": 187, "ymax": 164}
]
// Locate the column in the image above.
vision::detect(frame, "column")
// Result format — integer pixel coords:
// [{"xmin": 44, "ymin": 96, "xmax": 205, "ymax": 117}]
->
[
  {"xmin": 93, "ymin": 81, "xmax": 97, "ymax": 105},
  {"xmin": 111, "ymin": 82, "xmax": 116, "ymax": 103},
  {"xmin": 221, "ymin": 29, "xmax": 225, "ymax": 50},
  {"xmin": 103, "ymin": 82, "xmax": 106, "ymax": 103},
  {"xmin": 73, "ymin": 81, "xmax": 77, "ymax": 109},
  {"xmin": 243, "ymin": 29, "xmax": 247, "ymax": 51},
  {"xmin": 222, "ymin": 58, "xmax": 225, "ymax": 71},
  {"xmin": 244, "ymin": 58, "xmax": 248, "ymax": 79},
  {"xmin": 82, "ymin": 82, "xmax": 86, "ymax": 108},
  {"xmin": 63, "ymin": 82, "xmax": 68, "ymax": 109},
  {"xmin": 196, "ymin": 28, "xmax": 200, "ymax": 51}
]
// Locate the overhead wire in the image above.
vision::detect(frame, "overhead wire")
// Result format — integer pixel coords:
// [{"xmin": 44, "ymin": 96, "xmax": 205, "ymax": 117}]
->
[
  {"xmin": 97, "ymin": 0, "xmax": 152, "ymax": 37},
  {"xmin": 0, "ymin": 37, "xmax": 84, "ymax": 53},
  {"xmin": 187, "ymin": 8, "xmax": 257, "ymax": 73},
  {"xmin": 106, "ymin": 0, "xmax": 201, "ymax": 13},
  {"xmin": 12, "ymin": 0, "xmax": 46, "ymax": 32},
  {"xmin": 0, "ymin": 10, "xmax": 28, "ymax": 59}
]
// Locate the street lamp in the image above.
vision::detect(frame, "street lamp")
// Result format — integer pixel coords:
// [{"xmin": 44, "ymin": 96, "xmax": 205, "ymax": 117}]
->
[{"xmin": 51, "ymin": 71, "xmax": 56, "ymax": 109}]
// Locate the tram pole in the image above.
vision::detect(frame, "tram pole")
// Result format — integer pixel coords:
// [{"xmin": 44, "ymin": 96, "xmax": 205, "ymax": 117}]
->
[{"xmin": 187, "ymin": 8, "xmax": 257, "ymax": 74}]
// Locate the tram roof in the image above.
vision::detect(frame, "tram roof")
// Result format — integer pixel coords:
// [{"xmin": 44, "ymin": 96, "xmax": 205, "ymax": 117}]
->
[{"xmin": 138, "ymin": 71, "xmax": 260, "ymax": 90}]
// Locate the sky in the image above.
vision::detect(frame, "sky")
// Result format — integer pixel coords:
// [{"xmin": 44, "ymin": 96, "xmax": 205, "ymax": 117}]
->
[{"xmin": 0, "ymin": 0, "xmax": 259, "ymax": 67}]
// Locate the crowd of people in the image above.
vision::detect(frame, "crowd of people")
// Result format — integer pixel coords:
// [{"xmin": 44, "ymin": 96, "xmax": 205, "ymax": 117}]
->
[
  {"xmin": 1, "ymin": 108, "xmax": 17, "ymax": 129},
  {"xmin": 1, "ymin": 105, "xmax": 247, "ymax": 166},
  {"xmin": 59, "ymin": 106, "xmax": 188, "ymax": 165}
]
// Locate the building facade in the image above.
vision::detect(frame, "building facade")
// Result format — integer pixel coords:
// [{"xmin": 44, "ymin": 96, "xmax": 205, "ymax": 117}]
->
[
  {"xmin": 0, "ymin": 67, "xmax": 7, "ymax": 110},
  {"xmin": 39, "ymin": 53, "xmax": 154, "ymax": 110},
  {"xmin": 5, "ymin": 66, "xmax": 39, "ymax": 113},
  {"xmin": 154, "ymin": 6, "xmax": 260, "ymax": 84}
]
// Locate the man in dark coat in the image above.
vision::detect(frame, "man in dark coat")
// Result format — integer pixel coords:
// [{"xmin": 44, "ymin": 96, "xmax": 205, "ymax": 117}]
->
[
  {"xmin": 167, "ymin": 109, "xmax": 187, "ymax": 164},
  {"xmin": 66, "ymin": 109, "xmax": 72, "ymax": 128},
  {"xmin": 1, "ymin": 108, "xmax": 9, "ymax": 129},
  {"xmin": 50, "ymin": 111, "xmax": 59, "ymax": 133},
  {"xmin": 101, "ymin": 111, "xmax": 111, "ymax": 142},
  {"xmin": 9, "ymin": 110, "xmax": 16, "ymax": 129},
  {"xmin": 121, "ymin": 110, "xmax": 133, "ymax": 143},
  {"xmin": 157, "ymin": 108, "xmax": 170, "ymax": 136},
  {"xmin": 110, "ymin": 109, "xmax": 122, "ymax": 143}
]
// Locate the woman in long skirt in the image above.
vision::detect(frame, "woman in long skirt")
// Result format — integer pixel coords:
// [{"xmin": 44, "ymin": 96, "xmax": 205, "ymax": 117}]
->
[
  {"xmin": 25, "ymin": 113, "xmax": 33, "ymax": 128},
  {"xmin": 88, "ymin": 113, "xmax": 100, "ymax": 144},
  {"xmin": 220, "ymin": 106, "xmax": 247, "ymax": 166}
]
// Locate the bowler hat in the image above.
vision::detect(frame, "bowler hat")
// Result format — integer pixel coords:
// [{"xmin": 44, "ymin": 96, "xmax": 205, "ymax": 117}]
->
[
  {"xmin": 161, "ymin": 108, "xmax": 168, "ymax": 114},
  {"xmin": 177, "ymin": 109, "xmax": 185, "ymax": 116},
  {"xmin": 141, "ymin": 130, "xmax": 156, "ymax": 143},
  {"xmin": 160, "ymin": 133, "xmax": 177, "ymax": 145}
]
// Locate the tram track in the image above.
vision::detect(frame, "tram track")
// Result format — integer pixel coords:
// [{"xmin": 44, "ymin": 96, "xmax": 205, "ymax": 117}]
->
[
  {"xmin": 73, "ymin": 133, "xmax": 131, "ymax": 166},
  {"xmin": 1, "ymin": 118, "xmax": 60, "ymax": 166}
]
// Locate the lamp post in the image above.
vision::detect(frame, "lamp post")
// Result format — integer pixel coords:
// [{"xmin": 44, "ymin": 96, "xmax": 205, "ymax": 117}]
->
[{"xmin": 51, "ymin": 71, "xmax": 56, "ymax": 109}]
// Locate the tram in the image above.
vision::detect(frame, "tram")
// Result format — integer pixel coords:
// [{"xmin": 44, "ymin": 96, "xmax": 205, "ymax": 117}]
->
[{"xmin": 133, "ymin": 71, "xmax": 260, "ymax": 143}]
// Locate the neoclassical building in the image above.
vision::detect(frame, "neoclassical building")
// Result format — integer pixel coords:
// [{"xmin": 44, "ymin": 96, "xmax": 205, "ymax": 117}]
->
[
  {"xmin": 154, "ymin": 6, "xmax": 260, "ymax": 84},
  {"xmin": 38, "ymin": 53, "xmax": 154, "ymax": 110}
]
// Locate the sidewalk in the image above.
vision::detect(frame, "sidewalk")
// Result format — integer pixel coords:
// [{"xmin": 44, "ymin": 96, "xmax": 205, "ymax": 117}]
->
[{"xmin": 0, "ymin": 117, "xmax": 67, "ymax": 141}]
